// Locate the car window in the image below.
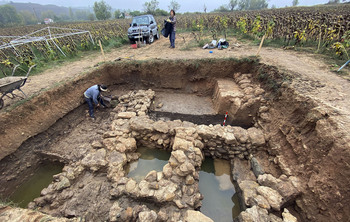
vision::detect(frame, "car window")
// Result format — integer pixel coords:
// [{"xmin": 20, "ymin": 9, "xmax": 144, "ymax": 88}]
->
[{"xmin": 132, "ymin": 16, "xmax": 149, "ymax": 25}]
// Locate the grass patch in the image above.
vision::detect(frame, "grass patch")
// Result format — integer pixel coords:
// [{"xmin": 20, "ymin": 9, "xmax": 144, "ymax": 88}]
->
[
  {"xmin": 0, "ymin": 198, "xmax": 18, "ymax": 208},
  {"xmin": 180, "ymin": 37, "xmax": 211, "ymax": 51}
]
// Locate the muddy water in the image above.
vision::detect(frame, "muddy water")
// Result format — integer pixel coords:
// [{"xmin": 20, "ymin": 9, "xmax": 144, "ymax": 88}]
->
[
  {"xmin": 126, "ymin": 147, "xmax": 171, "ymax": 182},
  {"xmin": 9, "ymin": 162, "xmax": 64, "ymax": 208},
  {"xmin": 199, "ymin": 158, "xmax": 241, "ymax": 222}
]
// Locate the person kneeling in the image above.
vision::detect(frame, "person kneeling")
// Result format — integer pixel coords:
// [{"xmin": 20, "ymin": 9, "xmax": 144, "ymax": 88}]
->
[{"xmin": 84, "ymin": 84, "xmax": 108, "ymax": 119}]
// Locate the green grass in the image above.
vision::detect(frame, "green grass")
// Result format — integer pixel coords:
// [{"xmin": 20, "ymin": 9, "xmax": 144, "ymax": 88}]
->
[{"xmin": 0, "ymin": 198, "xmax": 18, "ymax": 208}]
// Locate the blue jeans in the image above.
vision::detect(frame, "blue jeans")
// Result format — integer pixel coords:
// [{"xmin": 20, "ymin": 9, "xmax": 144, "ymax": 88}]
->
[
  {"xmin": 85, "ymin": 97, "xmax": 106, "ymax": 118},
  {"xmin": 170, "ymin": 31, "xmax": 176, "ymax": 47}
]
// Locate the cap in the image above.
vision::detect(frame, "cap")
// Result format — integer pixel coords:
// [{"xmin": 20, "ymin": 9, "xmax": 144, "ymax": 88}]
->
[{"xmin": 99, "ymin": 85, "xmax": 107, "ymax": 92}]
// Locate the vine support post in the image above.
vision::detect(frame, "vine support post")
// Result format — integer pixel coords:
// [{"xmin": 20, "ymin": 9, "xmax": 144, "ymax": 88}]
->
[
  {"xmin": 317, "ymin": 28, "xmax": 322, "ymax": 52},
  {"xmin": 256, "ymin": 34, "xmax": 266, "ymax": 56}
]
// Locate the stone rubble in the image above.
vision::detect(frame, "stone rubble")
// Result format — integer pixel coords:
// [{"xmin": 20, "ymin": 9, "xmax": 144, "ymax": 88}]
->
[
  {"xmin": 13, "ymin": 88, "xmax": 297, "ymax": 221},
  {"xmin": 236, "ymin": 173, "xmax": 301, "ymax": 221}
]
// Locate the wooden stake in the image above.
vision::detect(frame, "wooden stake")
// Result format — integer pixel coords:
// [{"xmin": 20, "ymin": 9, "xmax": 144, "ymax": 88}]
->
[
  {"xmin": 256, "ymin": 34, "xmax": 266, "ymax": 56},
  {"xmin": 98, "ymin": 40, "xmax": 106, "ymax": 61},
  {"xmin": 317, "ymin": 29, "xmax": 322, "ymax": 52}
]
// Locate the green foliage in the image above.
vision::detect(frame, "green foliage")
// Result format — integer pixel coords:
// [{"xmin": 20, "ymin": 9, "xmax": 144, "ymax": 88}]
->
[
  {"xmin": 41, "ymin": 10, "xmax": 55, "ymax": 20},
  {"xmin": 292, "ymin": 0, "xmax": 299, "ymax": 6},
  {"xmin": 213, "ymin": 5, "xmax": 230, "ymax": 12},
  {"xmin": 0, "ymin": 5, "xmax": 23, "ymax": 27},
  {"xmin": 143, "ymin": 0, "xmax": 159, "ymax": 14},
  {"xmin": 75, "ymin": 10, "xmax": 94, "ymax": 21},
  {"xmin": 238, "ymin": 0, "xmax": 269, "ymax": 10},
  {"xmin": 265, "ymin": 19, "xmax": 275, "ymax": 37},
  {"xmin": 229, "ymin": 0, "xmax": 239, "ymax": 11},
  {"xmin": 130, "ymin": 11, "xmax": 143, "ymax": 16},
  {"xmin": 88, "ymin": 13, "xmax": 95, "ymax": 21},
  {"xmin": 19, "ymin": 10, "xmax": 37, "ymax": 25},
  {"xmin": 114, "ymin": 10, "xmax": 124, "ymax": 19},
  {"xmin": 154, "ymin": 9, "xmax": 168, "ymax": 16},
  {"xmin": 168, "ymin": 0, "xmax": 181, "ymax": 11},
  {"xmin": 93, "ymin": 0, "xmax": 112, "ymax": 20},
  {"xmin": 332, "ymin": 31, "xmax": 350, "ymax": 59},
  {"xmin": 237, "ymin": 17, "xmax": 248, "ymax": 33},
  {"xmin": 252, "ymin": 15, "xmax": 262, "ymax": 35}
]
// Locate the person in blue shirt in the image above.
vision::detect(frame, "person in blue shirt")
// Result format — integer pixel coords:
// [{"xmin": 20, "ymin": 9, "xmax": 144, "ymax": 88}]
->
[{"xmin": 84, "ymin": 84, "xmax": 107, "ymax": 119}]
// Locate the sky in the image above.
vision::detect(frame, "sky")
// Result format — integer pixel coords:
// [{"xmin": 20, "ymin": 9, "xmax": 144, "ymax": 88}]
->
[{"xmin": 4, "ymin": 0, "xmax": 331, "ymax": 12}]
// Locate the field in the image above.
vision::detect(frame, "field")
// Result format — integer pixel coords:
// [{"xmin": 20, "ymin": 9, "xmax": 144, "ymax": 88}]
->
[{"xmin": 0, "ymin": 4, "xmax": 350, "ymax": 77}]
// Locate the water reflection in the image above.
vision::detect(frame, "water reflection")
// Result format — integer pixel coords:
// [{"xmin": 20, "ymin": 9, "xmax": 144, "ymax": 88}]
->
[{"xmin": 199, "ymin": 158, "xmax": 241, "ymax": 221}]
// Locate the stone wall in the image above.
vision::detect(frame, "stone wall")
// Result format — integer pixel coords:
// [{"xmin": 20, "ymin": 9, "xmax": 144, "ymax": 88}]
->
[
  {"xmin": 23, "ymin": 88, "xmax": 287, "ymax": 221},
  {"xmin": 213, "ymin": 73, "xmax": 267, "ymax": 126}
]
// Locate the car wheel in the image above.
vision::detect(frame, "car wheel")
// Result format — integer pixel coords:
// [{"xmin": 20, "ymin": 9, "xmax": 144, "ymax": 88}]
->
[
  {"xmin": 148, "ymin": 33, "xmax": 154, "ymax": 44},
  {"xmin": 129, "ymin": 39, "xmax": 135, "ymax": 44}
]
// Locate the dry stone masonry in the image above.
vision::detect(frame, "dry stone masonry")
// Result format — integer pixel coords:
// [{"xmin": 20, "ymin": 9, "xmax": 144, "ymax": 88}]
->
[{"xmin": 3, "ymin": 87, "xmax": 299, "ymax": 221}]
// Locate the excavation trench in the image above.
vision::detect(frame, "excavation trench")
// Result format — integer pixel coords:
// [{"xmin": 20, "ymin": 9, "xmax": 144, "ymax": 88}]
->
[{"xmin": 0, "ymin": 58, "xmax": 349, "ymax": 222}]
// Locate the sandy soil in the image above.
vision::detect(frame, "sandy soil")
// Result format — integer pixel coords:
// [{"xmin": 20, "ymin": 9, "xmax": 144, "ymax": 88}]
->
[{"xmin": 2, "ymin": 33, "xmax": 350, "ymax": 118}]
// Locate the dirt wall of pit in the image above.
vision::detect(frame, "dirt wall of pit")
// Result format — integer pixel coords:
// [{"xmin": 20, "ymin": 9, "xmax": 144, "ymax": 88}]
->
[
  {"xmin": 0, "ymin": 58, "xmax": 258, "ymax": 161},
  {"xmin": 262, "ymin": 85, "xmax": 350, "ymax": 222},
  {"xmin": 1, "ymin": 58, "xmax": 350, "ymax": 221}
]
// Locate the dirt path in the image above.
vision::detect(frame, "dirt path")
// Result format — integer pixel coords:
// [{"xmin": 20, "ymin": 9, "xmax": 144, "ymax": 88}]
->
[{"xmin": 3, "ymin": 33, "xmax": 350, "ymax": 119}]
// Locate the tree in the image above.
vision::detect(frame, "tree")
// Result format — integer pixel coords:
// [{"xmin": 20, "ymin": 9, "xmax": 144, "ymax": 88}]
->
[
  {"xmin": 213, "ymin": 5, "xmax": 230, "ymax": 12},
  {"xmin": 238, "ymin": 0, "xmax": 249, "ymax": 10},
  {"xmin": 249, "ymin": 0, "xmax": 269, "ymax": 10},
  {"xmin": 238, "ymin": 0, "xmax": 269, "ymax": 10},
  {"xmin": 0, "ymin": 5, "xmax": 23, "ymax": 27},
  {"xmin": 75, "ymin": 10, "xmax": 90, "ymax": 21},
  {"xmin": 69, "ymin": 7, "xmax": 74, "ymax": 20},
  {"xmin": 41, "ymin": 10, "xmax": 55, "ymax": 20},
  {"xmin": 229, "ymin": 0, "xmax": 238, "ymax": 11},
  {"xmin": 114, "ymin": 9, "xmax": 123, "ymax": 19},
  {"xmin": 88, "ymin": 13, "xmax": 95, "ymax": 21},
  {"xmin": 130, "ymin": 10, "xmax": 142, "ymax": 16},
  {"xmin": 292, "ymin": 0, "xmax": 299, "ymax": 6},
  {"xmin": 328, "ymin": 0, "xmax": 340, "ymax": 3},
  {"xmin": 93, "ymin": 0, "xmax": 112, "ymax": 20},
  {"xmin": 19, "ymin": 10, "xmax": 37, "ymax": 25},
  {"xmin": 203, "ymin": 4, "xmax": 207, "ymax": 13},
  {"xmin": 271, "ymin": 4, "xmax": 276, "ymax": 8},
  {"xmin": 168, "ymin": 0, "xmax": 180, "ymax": 11},
  {"xmin": 143, "ymin": 0, "xmax": 159, "ymax": 14},
  {"xmin": 154, "ymin": 8, "xmax": 168, "ymax": 16}
]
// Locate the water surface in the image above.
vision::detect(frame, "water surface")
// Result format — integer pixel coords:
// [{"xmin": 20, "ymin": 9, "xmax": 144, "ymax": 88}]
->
[
  {"xmin": 126, "ymin": 146, "xmax": 171, "ymax": 182},
  {"xmin": 10, "ymin": 162, "xmax": 64, "ymax": 208},
  {"xmin": 199, "ymin": 157, "xmax": 241, "ymax": 221}
]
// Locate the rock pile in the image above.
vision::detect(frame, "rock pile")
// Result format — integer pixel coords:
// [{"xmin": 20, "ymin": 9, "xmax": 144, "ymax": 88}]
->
[
  {"xmin": 236, "ymin": 173, "xmax": 301, "ymax": 222},
  {"xmin": 112, "ymin": 89, "xmax": 155, "ymax": 117}
]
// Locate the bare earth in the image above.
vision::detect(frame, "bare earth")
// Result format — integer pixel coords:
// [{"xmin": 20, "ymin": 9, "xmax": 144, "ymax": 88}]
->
[
  {"xmin": 3, "ymin": 33, "xmax": 350, "ymax": 120},
  {"xmin": 1, "ymin": 32, "xmax": 350, "ymax": 221}
]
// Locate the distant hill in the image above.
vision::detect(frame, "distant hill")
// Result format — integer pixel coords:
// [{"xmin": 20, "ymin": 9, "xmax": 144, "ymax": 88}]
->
[{"xmin": 0, "ymin": 1, "xmax": 92, "ymax": 17}]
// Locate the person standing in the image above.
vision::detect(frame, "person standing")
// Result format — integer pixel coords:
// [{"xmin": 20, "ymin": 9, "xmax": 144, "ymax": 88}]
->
[
  {"xmin": 167, "ymin": 10, "xmax": 176, "ymax": 48},
  {"xmin": 84, "ymin": 84, "xmax": 107, "ymax": 119}
]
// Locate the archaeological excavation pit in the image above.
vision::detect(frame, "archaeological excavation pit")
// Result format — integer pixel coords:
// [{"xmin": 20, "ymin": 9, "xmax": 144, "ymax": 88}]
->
[{"xmin": 0, "ymin": 58, "xmax": 349, "ymax": 222}]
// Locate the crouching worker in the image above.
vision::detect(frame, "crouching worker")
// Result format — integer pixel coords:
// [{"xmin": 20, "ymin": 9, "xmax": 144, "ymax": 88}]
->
[{"xmin": 84, "ymin": 84, "xmax": 108, "ymax": 119}]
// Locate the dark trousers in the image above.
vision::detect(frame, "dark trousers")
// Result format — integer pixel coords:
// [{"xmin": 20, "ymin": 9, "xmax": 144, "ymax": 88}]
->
[
  {"xmin": 85, "ymin": 97, "xmax": 106, "ymax": 118},
  {"xmin": 170, "ymin": 31, "xmax": 176, "ymax": 47}
]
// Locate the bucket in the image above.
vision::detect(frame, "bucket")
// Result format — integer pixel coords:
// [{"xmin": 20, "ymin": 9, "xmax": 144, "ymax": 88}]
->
[{"xmin": 131, "ymin": 44, "xmax": 137, "ymax": 49}]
